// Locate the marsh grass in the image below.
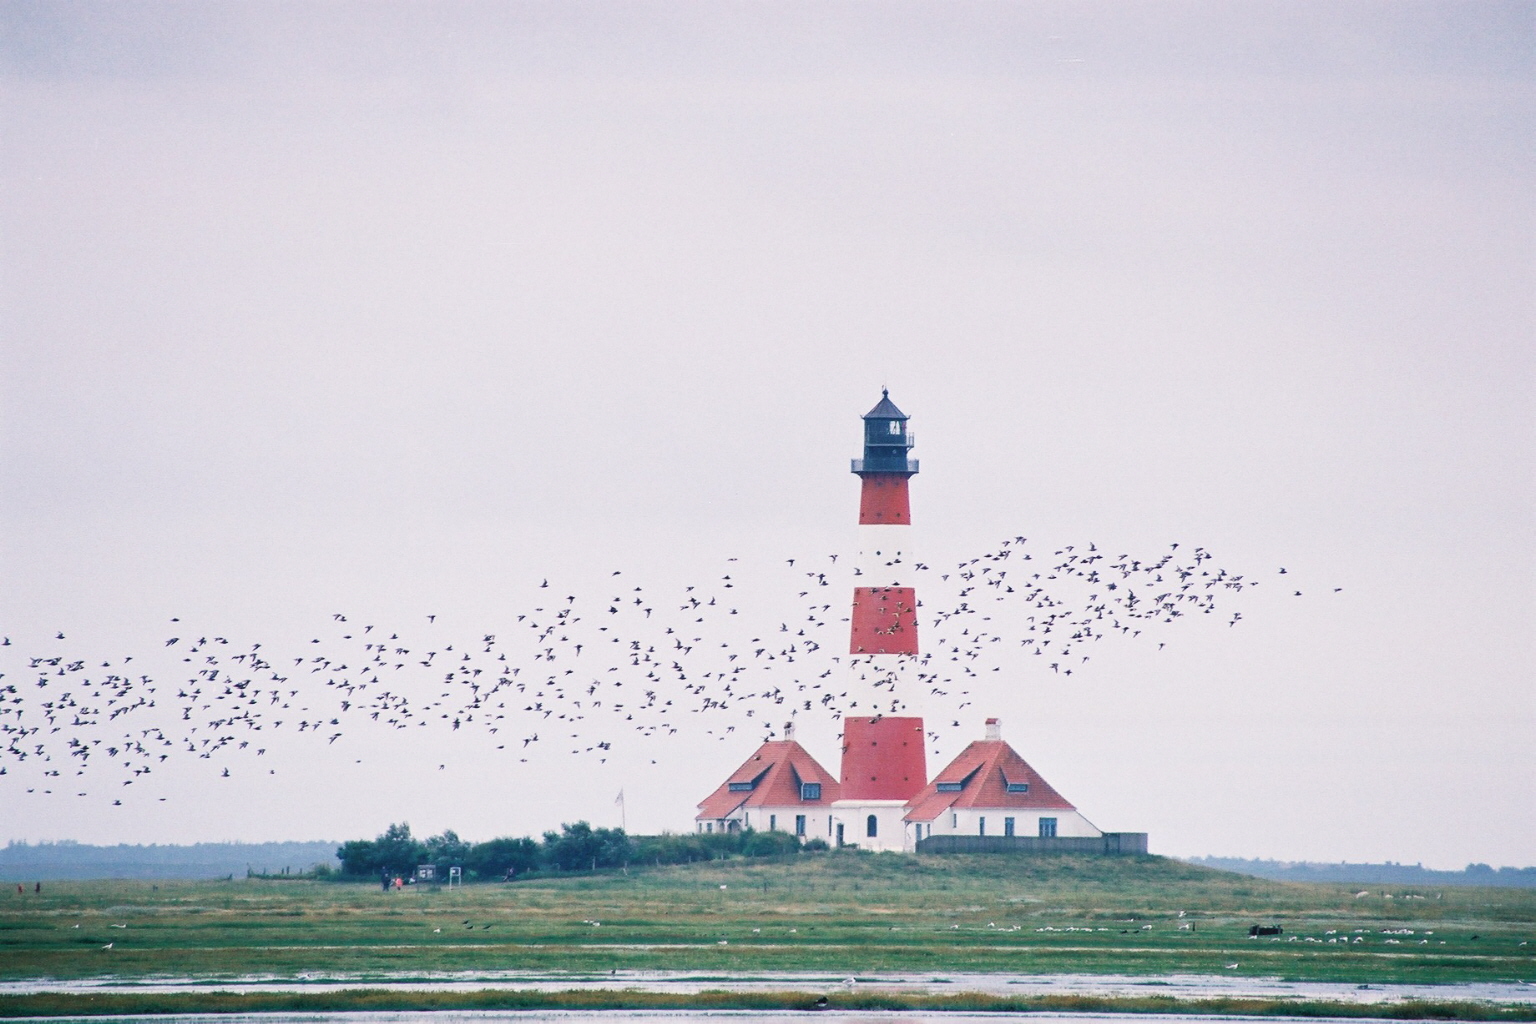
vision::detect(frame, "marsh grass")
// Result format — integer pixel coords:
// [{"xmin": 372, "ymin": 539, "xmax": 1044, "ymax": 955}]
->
[{"xmin": 2, "ymin": 852, "xmax": 1531, "ymax": 985}]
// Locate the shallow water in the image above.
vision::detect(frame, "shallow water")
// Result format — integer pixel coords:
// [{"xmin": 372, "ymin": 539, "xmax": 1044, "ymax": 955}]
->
[
  {"xmin": 3, "ymin": 972, "xmax": 1532, "ymax": 1006},
  {"xmin": 0, "ymin": 1014, "xmax": 1487, "ymax": 1024}
]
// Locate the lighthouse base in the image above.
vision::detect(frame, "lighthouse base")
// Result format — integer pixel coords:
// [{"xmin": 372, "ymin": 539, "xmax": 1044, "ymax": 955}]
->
[{"xmin": 830, "ymin": 799, "xmax": 917, "ymax": 852}]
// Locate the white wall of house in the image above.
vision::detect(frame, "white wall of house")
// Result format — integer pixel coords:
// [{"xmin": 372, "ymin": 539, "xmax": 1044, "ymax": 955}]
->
[
  {"xmin": 742, "ymin": 806, "xmax": 837, "ymax": 839},
  {"xmin": 830, "ymin": 799, "xmax": 912, "ymax": 852},
  {"xmin": 919, "ymin": 807, "xmax": 1102, "ymax": 839},
  {"xmin": 697, "ymin": 807, "xmax": 837, "ymax": 838},
  {"xmin": 707, "ymin": 806, "xmax": 1103, "ymax": 843}
]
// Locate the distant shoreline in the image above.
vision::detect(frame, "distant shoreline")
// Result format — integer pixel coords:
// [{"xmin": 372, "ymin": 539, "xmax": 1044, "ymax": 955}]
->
[
  {"xmin": 0, "ymin": 841, "xmax": 340, "ymax": 881},
  {"xmin": 1183, "ymin": 857, "xmax": 1536, "ymax": 890}
]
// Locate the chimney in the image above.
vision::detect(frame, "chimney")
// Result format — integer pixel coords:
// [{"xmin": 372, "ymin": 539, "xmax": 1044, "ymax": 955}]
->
[
  {"xmin": 783, "ymin": 720, "xmax": 795, "ymax": 742},
  {"xmin": 985, "ymin": 717, "xmax": 1001, "ymax": 741}
]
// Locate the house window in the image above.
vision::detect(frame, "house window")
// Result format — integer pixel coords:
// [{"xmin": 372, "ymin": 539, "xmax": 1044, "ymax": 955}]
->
[
  {"xmin": 1039, "ymin": 817, "xmax": 1058, "ymax": 838},
  {"xmin": 979, "ymin": 817, "xmax": 986, "ymax": 836},
  {"xmin": 1006, "ymin": 782, "xmax": 1030, "ymax": 793},
  {"xmin": 769, "ymin": 814, "xmax": 776, "ymax": 831},
  {"xmin": 866, "ymin": 814, "xmax": 878, "ymax": 838},
  {"xmin": 795, "ymin": 814, "xmax": 806, "ymax": 836},
  {"xmin": 1004, "ymin": 817, "xmax": 1015, "ymax": 837},
  {"xmin": 706, "ymin": 822, "xmax": 713, "ymax": 833},
  {"xmin": 951, "ymin": 812, "xmax": 958, "ymax": 829},
  {"xmin": 800, "ymin": 782, "xmax": 821, "ymax": 800},
  {"xmin": 729, "ymin": 781, "xmax": 754, "ymax": 792}
]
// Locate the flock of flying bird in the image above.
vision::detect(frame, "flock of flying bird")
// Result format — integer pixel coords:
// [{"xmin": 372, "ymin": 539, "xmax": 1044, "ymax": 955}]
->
[{"xmin": 0, "ymin": 537, "xmax": 1331, "ymax": 804}]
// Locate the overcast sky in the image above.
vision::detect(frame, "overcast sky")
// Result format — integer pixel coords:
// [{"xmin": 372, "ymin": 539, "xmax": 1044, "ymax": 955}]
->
[{"xmin": 2, "ymin": 1, "xmax": 1531, "ymax": 868}]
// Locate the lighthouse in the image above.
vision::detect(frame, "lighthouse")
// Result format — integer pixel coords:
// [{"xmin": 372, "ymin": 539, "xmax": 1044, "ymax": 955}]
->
[
  {"xmin": 832, "ymin": 390, "xmax": 927, "ymax": 851},
  {"xmin": 693, "ymin": 393, "xmax": 1143, "ymax": 854}
]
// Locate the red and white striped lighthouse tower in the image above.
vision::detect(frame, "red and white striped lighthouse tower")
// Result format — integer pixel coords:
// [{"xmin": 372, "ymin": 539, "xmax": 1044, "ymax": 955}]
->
[
  {"xmin": 849, "ymin": 389, "xmax": 920, "ymax": 658},
  {"xmin": 833, "ymin": 390, "xmax": 927, "ymax": 851}
]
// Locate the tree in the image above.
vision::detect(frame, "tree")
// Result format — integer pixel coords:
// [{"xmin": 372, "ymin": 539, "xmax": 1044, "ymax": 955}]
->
[
  {"xmin": 372, "ymin": 822, "xmax": 426, "ymax": 876},
  {"xmin": 337, "ymin": 839, "xmax": 379, "ymax": 877},
  {"xmin": 543, "ymin": 821, "xmax": 632, "ymax": 871},
  {"xmin": 465, "ymin": 837, "xmax": 541, "ymax": 879},
  {"xmin": 424, "ymin": 829, "xmax": 470, "ymax": 872}
]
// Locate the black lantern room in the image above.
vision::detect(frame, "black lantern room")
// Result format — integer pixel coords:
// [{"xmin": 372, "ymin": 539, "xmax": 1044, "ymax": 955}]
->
[{"xmin": 852, "ymin": 389, "xmax": 918, "ymax": 475}]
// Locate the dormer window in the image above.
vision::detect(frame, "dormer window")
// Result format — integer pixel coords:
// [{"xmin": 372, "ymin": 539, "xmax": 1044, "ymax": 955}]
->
[
  {"xmin": 730, "ymin": 766, "xmax": 770, "ymax": 792},
  {"xmin": 935, "ymin": 764, "xmax": 982, "ymax": 793},
  {"xmin": 799, "ymin": 782, "xmax": 821, "ymax": 800},
  {"xmin": 1002, "ymin": 770, "xmax": 1030, "ymax": 793}
]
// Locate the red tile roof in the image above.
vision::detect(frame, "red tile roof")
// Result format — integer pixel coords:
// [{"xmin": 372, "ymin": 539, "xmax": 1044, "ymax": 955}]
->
[
  {"xmin": 696, "ymin": 740, "xmax": 841, "ymax": 820},
  {"xmin": 905, "ymin": 739, "xmax": 1076, "ymax": 822}
]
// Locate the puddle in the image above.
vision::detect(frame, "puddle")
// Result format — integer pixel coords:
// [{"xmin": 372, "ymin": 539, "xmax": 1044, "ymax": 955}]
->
[{"xmin": 1, "ymin": 972, "xmax": 1532, "ymax": 1006}]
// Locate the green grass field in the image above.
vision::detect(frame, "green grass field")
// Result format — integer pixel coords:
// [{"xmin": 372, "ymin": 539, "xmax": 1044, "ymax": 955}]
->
[{"xmin": 2, "ymin": 852, "xmax": 1531, "ymax": 990}]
